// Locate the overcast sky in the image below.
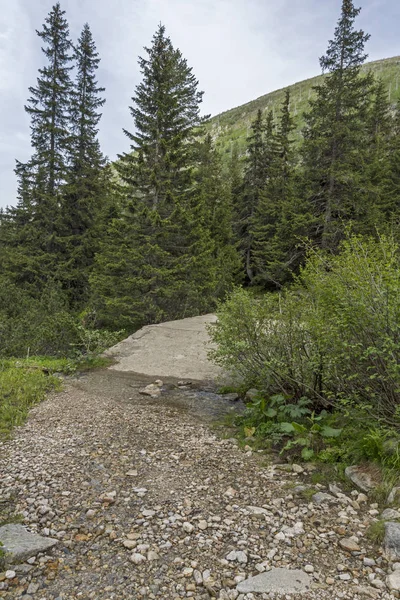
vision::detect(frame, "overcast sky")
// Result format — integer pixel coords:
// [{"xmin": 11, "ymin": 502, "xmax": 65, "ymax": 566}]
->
[{"xmin": 1, "ymin": 0, "xmax": 399, "ymax": 208}]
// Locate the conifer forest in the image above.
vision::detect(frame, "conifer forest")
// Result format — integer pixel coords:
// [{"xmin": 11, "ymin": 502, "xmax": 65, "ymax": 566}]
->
[{"xmin": 1, "ymin": 1, "xmax": 400, "ymax": 434}]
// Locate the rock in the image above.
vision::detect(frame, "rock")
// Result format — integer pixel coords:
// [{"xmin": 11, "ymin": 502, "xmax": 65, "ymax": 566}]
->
[
  {"xmin": 123, "ymin": 540, "xmax": 137, "ymax": 550},
  {"xmin": 198, "ymin": 520, "xmax": 208, "ymax": 530},
  {"xmin": 339, "ymin": 537, "xmax": 361, "ymax": 552},
  {"xmin": 245, "ymin": 389, "xmax": 259, "ymax": 403},
  {"xmin": 237, "ymin": 568, "xmax": 311, "ymax": 594},
  {"xmin": 292, "ymin": 464, "xmax": 304, "ymax": 474},
  {"xmin": 387, "ymin": 570, "xmax": 400, "ymax": 591},
  {"xmin": 246, "ymin": 506, "xmax": 268, "ymax": 517},
  {"xmin": 363, "ymin": 558, "xmax": 376, "ymax": 567},
  {"xmin": 130, "ymin": 553, "xmax": 146, "ymax": 564},
  {"xmin": 312, "ymin": 492, "xmax": 335, "ymax": 505},
  {"xmin": 142, "ymin": 509, "xmax": 156, "ymax": 518},
  {"xmin": 0, "ymin": 524, "xmax": 58, "ymax": 564},
  {"xmin": 304, "ymin": 564, "xmax": 314, "ymax": 573},
  {"xmin": 388, "ymin": 487, "xmax": 400, "ymax": 505},
  {"xmin": 226, "ymin": 550, "xmax": 247, "ymax": 564},
  {"xmin": 147, "ymin": 550, "xmax": 159, "ymax": 561},
  {"xmin": 222, "ymin": 393, "xmax": 240, "ymax": 402},
  {"xmin": 183, "ymin": 522, "xmax": 194, "ymax": 534},
  {"xmin": 345, "ymin": 465, "xmax": 382, "ymax": 493},
  {"xmin": 100, "ymin": 491, "xmax": 117, "ymax": 504},
  {"xmin": 381, "ymin": 508, "xmax": 400, "ymax": 520},
  {"xmin": 139, "ymin": 384, "xmax": 161, "ymax": 398},
  {"xmin": 126, "ymin": 469, "xmax": 138, "ymax": 477},
  {"xmin": 193, "ymin": 570, "xmax": 203, "ymax": 585},
  {"xmin": 384, "ymin": 522, "xmax": 400, "ymax": 560},
  {"xmin": 5, "ymin": 570, "xmax": 16, "ymax": 580}
]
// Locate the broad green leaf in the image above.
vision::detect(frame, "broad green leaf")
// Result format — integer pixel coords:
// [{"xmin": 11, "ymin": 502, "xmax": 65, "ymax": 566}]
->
[{"xmin": 280, "ymin": 422, "xmax": 295, "ymax": 434}]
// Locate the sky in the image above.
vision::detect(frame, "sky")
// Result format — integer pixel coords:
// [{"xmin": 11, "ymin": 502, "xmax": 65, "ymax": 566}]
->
[{"xmin": 0, "ymin": 0, "xmax": 399, "ymax": 208}]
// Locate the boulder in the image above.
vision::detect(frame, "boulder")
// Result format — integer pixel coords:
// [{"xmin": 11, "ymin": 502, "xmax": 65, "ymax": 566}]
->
[
  {"xmin": 384, "ymin": 522, "xmax": 400, "ymax": 561},
  {"xmin": 0, "ymin": 524, "xmax": 58, "ymax": 564},
  {"xmin": 237, "ymin": 568, "xmax": 311, "ymax": 594},
  {"xmin": 345, "ymin": 465, "xmax": 382, "ymax": 493}
]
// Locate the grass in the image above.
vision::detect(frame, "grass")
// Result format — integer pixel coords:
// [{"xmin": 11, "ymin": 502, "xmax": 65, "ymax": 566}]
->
[
  {"xmin": 366, "ymin": 520, "xmax": 386, "ymax": 545},
  {"xmin": 0, "ymin": 355, "xmax": 111, "ymax": 439}
]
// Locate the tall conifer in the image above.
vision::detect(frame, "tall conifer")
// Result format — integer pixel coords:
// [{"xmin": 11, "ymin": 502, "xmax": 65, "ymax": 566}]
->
[{"xmin": 302, "ymin": 0, "xmax": 374, "ymax": 249}]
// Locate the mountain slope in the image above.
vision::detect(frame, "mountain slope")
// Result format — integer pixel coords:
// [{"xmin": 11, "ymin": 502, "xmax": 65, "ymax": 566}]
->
[{"xmin": 208, "ymin": 56, "xmax": 400, "ymax": 157}]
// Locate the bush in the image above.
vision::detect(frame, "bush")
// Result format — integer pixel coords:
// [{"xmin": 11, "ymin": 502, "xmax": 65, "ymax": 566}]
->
[{"xmin": 209, "ymin": 234, "xmax": 400, "ymax": 425}]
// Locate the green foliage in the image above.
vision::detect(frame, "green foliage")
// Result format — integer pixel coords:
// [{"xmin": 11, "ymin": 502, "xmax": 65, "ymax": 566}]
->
[
  {"xmin": 210, "ymin": 233, "xmax": 400, "ymax": 424},
  {"xmin": 0, "ymin": 359, "xmax": 62, "ymax": 438}
]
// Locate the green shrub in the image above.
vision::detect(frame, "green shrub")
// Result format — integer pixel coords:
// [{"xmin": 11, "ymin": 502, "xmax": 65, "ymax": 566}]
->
[{"xmin": 210, "ymin": 234, "xmax": 400, "ymax": 425}]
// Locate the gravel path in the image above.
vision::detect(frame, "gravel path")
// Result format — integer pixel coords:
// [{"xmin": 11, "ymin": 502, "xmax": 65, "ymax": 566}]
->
[{"xmin": 0, "ymin": 369, "xmax": 397, "ymax": 599}]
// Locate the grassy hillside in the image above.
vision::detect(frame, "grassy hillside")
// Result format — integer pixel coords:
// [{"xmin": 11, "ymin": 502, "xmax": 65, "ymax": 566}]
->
[{"xmin": 209, "ymin": 56, "xmax": 400, "ymax": 158}]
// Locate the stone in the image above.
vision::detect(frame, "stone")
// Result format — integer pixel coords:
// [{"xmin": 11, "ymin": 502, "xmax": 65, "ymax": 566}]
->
[
  {"xmin": 147, "ymin": 550, "xmax": 159, "ymax": 561},
  {"xmin": 226, "ymin": 550, "xmax": 247, "ymax": 564},
  {"xmin": 245, "ymin": 389, "xmax": 259, "ymax": 403},
  {"xmin": 246, "ymin": 506, "xmax": 268, "ymax": 517},
  {"xmin": 381, "ymin": 508, "xmax": 400, "ymax": 520},
  {"xmin": 237, "ymin": 568, "xmax": 311, "ymax": 594},
  {"xmin": 126, "ymin": 470, "xmax": 138, "ymax": 477},
  {"xmin": 304, "ymin": 564, "xmax": 314, "ymax": 573},
  {"xmin": 339, "ymin": 537, "xmax": 361, "ymax": 552},
  {"xmin": 345, "ymin": 465, "xmax": 382, "ymax": 493},
  {"xmin": 292, "ymin": 464, "xmax": 304, "ymax": 474},
  {"xmin": 384, "ymin": 522, "xmax": 400, "ymax": 560},
  {"xmin": 142, "ymin": 509, "xmax": 156, "ymax": 518},
  {"xmin": 0, "ymin": 524, "xmax": 58, "ymax": 564},
  {"xmin": 387, "ymin": 570, "xmax": 400, "ymax": 591},
  {"xmin": 5, "ymin": 570, "xmax": 16, "ymax": 580},
  {"xmin": 123, "ymin": 540, "xmax": 137, "ymax": 550},
  {"xmin": 130, "ymin": 553, "xmax": 146, "ymax": 564},
  {"xmin": 139, "ymin": 384, "xmax": 161, "ymax": 398},
  {"xmin": 222, "ymin": 393, "xmax": 240, "ymax": 402},
  {"xmin": 183, "ymin": 522, "xmax": 194, "ymax": 533},
  {"xmin": 198, "ymin": 520, "xmax": 208, "ymax": 530},
  {"xmin": 312, "ymin": 492, "xmax": 335, "ymax": 505},
  {"xmin": 100, "ymin": 491, "xmax": 117, "ymax": 503},
  {"xmin": 388, "ymin": 487, "xmax": 400, "ymax": 505},
  {"xmin": 363, "ymin": 558, "xmax": 376, "ymax": 567}
]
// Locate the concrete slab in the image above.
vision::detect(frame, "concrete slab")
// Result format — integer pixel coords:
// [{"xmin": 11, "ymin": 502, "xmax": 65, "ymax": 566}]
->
[{"xmin": 105, "ymin": 314, "xmax": 223, "ymax": 381}]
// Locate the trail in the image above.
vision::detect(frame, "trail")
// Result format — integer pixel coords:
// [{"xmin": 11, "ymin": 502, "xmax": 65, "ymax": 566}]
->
[{"xmin": 0, "ymin": 316, "xmax": 392, "ymax": 599}]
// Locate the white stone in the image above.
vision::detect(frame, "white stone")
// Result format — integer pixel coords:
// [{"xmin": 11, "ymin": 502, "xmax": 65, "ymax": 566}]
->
[
  {"xmin": 183, "ymin": 522, "xmax": 194, "ymax": 533},
  {"xmin": 130, "ymin": 553, "xmax": 146, "ymax": 564}
]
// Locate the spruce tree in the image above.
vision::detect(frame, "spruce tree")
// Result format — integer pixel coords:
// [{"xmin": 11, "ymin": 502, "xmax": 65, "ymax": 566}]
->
[
  {"xmin": 238, "ymin": 109, "xmax": 268, "ymax": 282},
  {"xmin": 91, "ymin": 25, "xmax": 215, "ymax": 330},
  {"xmin": 251, "ymin": 93, "xmax": 310, "ymax": 287},
  {"xmin": 1, "ymin": 3, "xmax": 73, "ymax": 292},
  {"xmin": 60, "ymin": 23, "xmax": 106, "ymax": 306},
  {"xmin": 361, "ymin": 80, "xmax": 393, "ymax": 231},
  {"xmin": 302, "ymin": 0, "xmax": 374, "ymax": 249},
  {"xmin": 23, "ymin": 2, "xmax": 73, "ymax": 198}
]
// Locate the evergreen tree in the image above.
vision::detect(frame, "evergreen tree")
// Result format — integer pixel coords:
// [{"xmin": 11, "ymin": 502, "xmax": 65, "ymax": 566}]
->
[
  {"xmin": 23, "ymin": 2, "xmax": 73, "ymax": 198},
  {"xmin": 91, "ymin": 25, "xmax": 216, "ymax": 330},
  {"xmin": 60, "ymin": 23, "xmax": 106, "ymax": 306},
  {"xmin": 251, "ymin": 92, "xmax": 310, "ymax": 287},
  {"xmin": 1, "ymin": 3, "xmax": 73, "ymax": 292},
  {"xmin": 196, "ymin": 135, "xmax": 242, "ymax": 297},
  {"xmin": 361, "ymin": 80, "xmax": 393, "ymax": 231},
  {"xmin": 385, "ymin": 98, "xmax": 400, "ymax": 223},
  {"xmin": 302, "ymin": 0, "xmax": 374, "ymax": 249},
  {"xmin": 238, "ymin": 109, "xmax": 268, "ymax": 282}
]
